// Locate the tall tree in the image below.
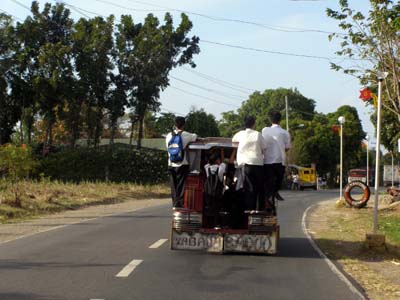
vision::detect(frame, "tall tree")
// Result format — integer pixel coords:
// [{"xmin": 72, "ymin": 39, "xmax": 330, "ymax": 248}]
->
[
  {"xmin": 185, "ymin": 108, "xmax": 220, "ymax": 137},
  {"xmin": 218, "ymin": 110, "xmax": 242, "ymax": 137},
  {"xmin": 327, "ymin": 1, "xmax": 400, "ymax": 120},
  {"xmin": 116, "ymin": 13, "xmax": 200, "ymax": 148},
  {"xmin": 73, "ymin": 16, "xmax": 115, "ymax": 147},
  {"xmin": 0, "ymin": 14, "xmax": 20, "ymax": 144},
  {"xmin": 31, "ymin": 1, "xmax": 74, "ymax": 148}
]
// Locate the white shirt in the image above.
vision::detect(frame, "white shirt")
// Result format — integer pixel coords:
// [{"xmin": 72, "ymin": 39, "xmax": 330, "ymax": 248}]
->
[
  {"xmin": 261, "ymin": 132, "xmax": 282, "ymax": 164},
  {"xmin": 204, "ymin": 163, "xmax": 226, "ymax": 182},
  {"xmin": 232, "ymin": 128, "xmax": 266, "ymax": 166},
  {"xmin": 166, "ymin": 130, "xmax": 197, "ymax": 167},
  {"xmin": 262, "ymin": 124, "xmax": 291, "ymax": 165}
]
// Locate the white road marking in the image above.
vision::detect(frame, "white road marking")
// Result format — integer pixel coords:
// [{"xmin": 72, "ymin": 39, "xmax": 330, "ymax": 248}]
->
[
  {"xmin": 116, "ymin": 259, "xmax": 143, "ymax": 278},
  {"xmin": 302, "ymin": 204, "xmax": 366, "ymax": 300},
  {"xmin": 149, "ymin": 238, "xmax": 168, "ymax": 249},
  {"xmin": 90, "ymin": 298, "xmax": 104, "ymax": 300}
]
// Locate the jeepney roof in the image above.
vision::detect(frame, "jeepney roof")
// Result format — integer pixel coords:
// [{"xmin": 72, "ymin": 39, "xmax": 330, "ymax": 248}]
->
[{"xmin": 188, "ymin": 137, "xmax": 237, "ymax": 150}]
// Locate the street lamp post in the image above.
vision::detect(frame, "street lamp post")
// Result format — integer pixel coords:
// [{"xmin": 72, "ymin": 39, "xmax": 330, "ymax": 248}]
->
[
  {"xmin": 338, "ymin": 116, "xmax": 345, "ymax": 200},
  {"xmin": 367, "ymin": 137, "xmax": 370, "ymax": 186},
  {"xmin": 373, "ymin": 72, "xmax": 388, "ymax": 235}
]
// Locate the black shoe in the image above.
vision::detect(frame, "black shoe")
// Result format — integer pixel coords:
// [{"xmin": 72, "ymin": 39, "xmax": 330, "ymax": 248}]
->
[{"xmin": 275, "ymin": 192, "xmax": 285, "ymax": 201}]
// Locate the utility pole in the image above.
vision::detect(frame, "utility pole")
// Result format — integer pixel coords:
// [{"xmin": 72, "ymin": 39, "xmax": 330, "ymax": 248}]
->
[{"xmin": 285, "ymin": 95, "xmax": 289, "ymax": 131}]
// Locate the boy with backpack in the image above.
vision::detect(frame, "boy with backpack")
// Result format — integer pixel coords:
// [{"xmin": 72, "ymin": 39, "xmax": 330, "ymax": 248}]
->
[{"xmin": 166, "ymin": 117, "xmax": 197, "ymax": 209}]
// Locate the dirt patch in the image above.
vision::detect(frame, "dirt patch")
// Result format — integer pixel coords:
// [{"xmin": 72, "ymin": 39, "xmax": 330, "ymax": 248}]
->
[{"xmin": 307, "ymin": 198, "xmax": 400, "ymax": 300}]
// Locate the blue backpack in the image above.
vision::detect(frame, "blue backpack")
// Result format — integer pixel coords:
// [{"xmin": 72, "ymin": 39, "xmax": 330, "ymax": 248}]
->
[{"xmin": 168, "ymin": 131, "xmax": 184, "ymax": 163}]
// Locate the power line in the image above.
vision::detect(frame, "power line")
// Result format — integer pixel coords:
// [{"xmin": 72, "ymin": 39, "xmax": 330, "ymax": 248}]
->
[
  {"xmin": 182, "ymin": 67, "xmax": 255, "ymax": 94},
  {"xmin": 170, "ymin": 86, "xmax": 241, "ymax": 108},
  {"xmin": 0, "ymin": 8, "xmax": 24, "ymax": 21},
  {"xmin": 94, "ymin": 0, "xmax": 166, "ymax": 12},
  {"xmin": 170, "ymin": 75, "xmax": 245, "ymax": 101},
  {"xmin": 63, "ymin": 3, "xmax": 91, "ymax": 19},
  {"xmin": 9, "ymin": 0, "xmax": 31, "ymax": 12},
  {"xmin": 201, "ymin": 39, "xmax": 335, "ymax": 61},
  {"xmin": 125, "ymin": 0, "xmax": 347, "ymax": 36}
]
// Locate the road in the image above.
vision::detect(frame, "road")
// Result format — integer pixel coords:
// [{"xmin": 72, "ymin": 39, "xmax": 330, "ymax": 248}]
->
[{"xmin": 0, "ymin": 190, "xmax": 364, "ymax": 300}]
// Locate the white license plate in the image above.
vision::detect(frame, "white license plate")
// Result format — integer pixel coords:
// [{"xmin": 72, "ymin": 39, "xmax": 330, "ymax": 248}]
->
[
  {"xmin": 224, "ymin": 233, "xmax": 277, "ymax": 254},
  {"xmin": 171, "ymin": 230, "xmax": 223, "ymax": 252}
]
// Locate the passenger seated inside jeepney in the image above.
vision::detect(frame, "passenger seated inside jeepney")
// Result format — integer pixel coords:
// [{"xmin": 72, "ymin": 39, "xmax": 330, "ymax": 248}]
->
[
  {"xmin": 203, "ymin": 148, "xmax": 246, "ymax": 229},
  {"xmin": 204, "ymin": 149, "xmax": 226, "ymax": 229}
]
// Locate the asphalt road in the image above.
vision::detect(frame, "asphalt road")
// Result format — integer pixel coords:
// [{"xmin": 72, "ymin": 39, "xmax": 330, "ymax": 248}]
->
[{"xmin": 0, "ymin": 190, "xmax": 364, "ymax": 300}]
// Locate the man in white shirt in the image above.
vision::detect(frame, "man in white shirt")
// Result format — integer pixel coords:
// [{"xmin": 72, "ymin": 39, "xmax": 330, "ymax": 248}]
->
[
  {"xmin": 232, "ymin": 116, "xmax": 267, "ymax": 211},
  {"xmin": 262, "ymin": 111, "xmax": 291, "ymax": 202},
  {"xmin": 166, "ymin": 117, "xmax": 197, "ymax": 208}
]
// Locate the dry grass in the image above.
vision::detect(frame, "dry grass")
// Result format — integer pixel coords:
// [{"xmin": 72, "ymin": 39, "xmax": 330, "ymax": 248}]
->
[
  {"xmin": 0, "ymin": 179, "xmax": 169, "ymax": 223},
  {"xmin": 308, "ymin": 200, "xmax": 400, "ymax": 300}
]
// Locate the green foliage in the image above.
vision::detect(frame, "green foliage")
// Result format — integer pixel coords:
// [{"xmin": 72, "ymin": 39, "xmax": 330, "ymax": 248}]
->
[
  {"xmin": 115, "ymin": 13, "xmax": 200, "ymax": 148},
  {"xmin": 38, "ymin": 145, "xmax": 168, "ymax": 184},
  {"xmin": 218, "ymin": 111, "xmax": 242, "ymax": 137},
  {"xmin": 154, "ymin": 112, "xmax": 176, "ymax": 137},
  {"xmin": 0, "ymin": 144, "xmax": 37, "ymax": 180},
  {"xmin": 185, "ymin": 108, "xmax": 220, "ymax": 137},
  {"xmin": 218, "ymin": 88, "xmax": 315, "ymax": 133},
  {"xmin": 0, "ymin": 14, "xmax": 21, "ymax": 144},
  {"xmin": 0, "ymin": 144, "xmax": 38, "ymax": 206},
  {"xmin": 327, "ymin": 1, "xmax": 400, "ymax": 121}
]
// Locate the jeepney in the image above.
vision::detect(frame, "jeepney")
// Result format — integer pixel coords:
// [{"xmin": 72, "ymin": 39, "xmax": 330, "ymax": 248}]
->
[{"xmin": 170, "ymin": 138, "xmax": 279, "ymax": 254}]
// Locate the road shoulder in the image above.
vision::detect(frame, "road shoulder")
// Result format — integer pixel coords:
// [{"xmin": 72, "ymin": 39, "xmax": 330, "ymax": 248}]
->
[
  {"xmin": 306, "ymin": 199, "xmax": 400, "ymax": 300},
  {"xmin": 0, "ymin": 197, "xmax": 169, "ymax": 245}
]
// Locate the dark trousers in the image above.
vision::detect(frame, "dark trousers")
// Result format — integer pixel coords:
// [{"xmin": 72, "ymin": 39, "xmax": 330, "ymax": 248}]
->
[
  {"xmin": 168, "ymin": 164, "xmax": 190, "ymax": 208},
  {"xmin": 264, "ymin": 163, "xmax": 285, "ymax": 200},
  {"xmin": 244, "ymin": 164, "xmax": 265, "ymax": 211}
]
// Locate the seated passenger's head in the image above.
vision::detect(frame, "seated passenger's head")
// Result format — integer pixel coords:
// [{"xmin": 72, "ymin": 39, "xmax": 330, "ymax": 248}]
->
[
  {"xmin": 208, "ymin": 152, "xmax": 221, "ymax": 165},
  {"xmin": 244, "ymin": 116, "xmax": 256, "ymax": 129},
  {"xmin": 175, "ymin": 116, "xmax": 186, "ymax": 130}
]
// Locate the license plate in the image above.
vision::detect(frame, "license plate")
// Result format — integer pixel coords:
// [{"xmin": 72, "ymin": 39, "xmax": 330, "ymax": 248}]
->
[
  {"xmin": 171, "ymin": 230, "xmax": 223, "ymax": 252},
  {"xmin": 224, "ymin": 233, "xmax": 276, "ymax": 254}
]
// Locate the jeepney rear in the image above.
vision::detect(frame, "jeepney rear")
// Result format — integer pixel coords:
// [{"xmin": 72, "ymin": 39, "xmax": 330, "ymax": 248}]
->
[{"xmin": 170, "ymin": 138, "xmax": 279, "ymax": 254}]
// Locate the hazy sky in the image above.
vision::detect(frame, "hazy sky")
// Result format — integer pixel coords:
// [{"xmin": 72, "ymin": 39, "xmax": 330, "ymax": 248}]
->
[{"xmin": 2, "ymin": 0, "xmax": 376, "ymax": 143}]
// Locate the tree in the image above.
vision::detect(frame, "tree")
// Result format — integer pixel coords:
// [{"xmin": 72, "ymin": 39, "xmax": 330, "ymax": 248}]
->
[
  {"xmin": 327, "ymin": 1, "xmax": 400, "ymax": 121},
  {"xmin": 0, "ymin": 14, "xmax": 20, "ymax": 145},
  {"xmin": 218, "ymin": 110, "xmax": 242, "ymax": 137},
  {"xmin": 31, "ymin": 2, "xmax": 74, "ymax": 149},
  {"xmin": 73, "ymin": 16, "xmax": 115, "ymax": 147},
  {"xmin": 154, "ymin": 112, "xmax": 176, "ymax": 137},
  {"xmin": 218, "ymin": 88, "xmax": 316, "ymax": 135},
  {"xmin": 185, "ymin": 108, "xmax": 220, "ymax": 137},
  {"xmin": 115, "ymin": 13, "xmax": 200, "ymax": 148}
]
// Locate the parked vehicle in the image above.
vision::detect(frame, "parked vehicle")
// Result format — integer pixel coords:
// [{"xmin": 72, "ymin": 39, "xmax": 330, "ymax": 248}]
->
[
  {"xmin": 170, "ymin": 138, "xmax": 279, "ymax": 255},
  {"xmin": 287, "ymin": 165, "xmax": 317, "ymax": 190},
  {"xmin": 383, "ymin": 165, "xmax": 400, "ymax": 187}
]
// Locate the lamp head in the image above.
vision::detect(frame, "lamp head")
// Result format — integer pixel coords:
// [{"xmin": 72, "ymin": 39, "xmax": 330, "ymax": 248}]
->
[
  {"xmin": 377, "ymin": 71, "xmax": 389, "ymax": 81},
  {"xmin": 338, "ymin": 116, "xmax": 345, "ymax": 124},
  {"xmin": 365, "ymin": 135, "xmax": 370, "ymax": 141}
]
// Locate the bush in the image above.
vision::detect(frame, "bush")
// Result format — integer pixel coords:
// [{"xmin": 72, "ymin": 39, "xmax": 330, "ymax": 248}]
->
[
  {"xmin": 0, "ymin": 144, "xmax": 38, "ymax": 206},
  {"xmin": 37, "ymin": 145, "xmax": 169, "ymax": 184}
]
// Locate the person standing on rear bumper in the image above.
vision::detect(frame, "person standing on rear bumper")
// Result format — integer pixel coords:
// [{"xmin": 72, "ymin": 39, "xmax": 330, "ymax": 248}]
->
[
  {"xmin": 166, "ymin": 117, "xmax": 197, "ymax": 208},
  {"xmin": 232, "ymin": 116, "xmax": 267, "ymax": 211},
  {"xmin": 262, "ymin": 111, "xmax": 291, "ymax": 201}
]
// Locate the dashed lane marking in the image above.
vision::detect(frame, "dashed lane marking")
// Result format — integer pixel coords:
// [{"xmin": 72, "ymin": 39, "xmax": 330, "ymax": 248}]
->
[
  {"xmin": 116, "ymin": 259, "xmax": 143, "ymax": 278},
  {"xmin": 149, "ymin": 238, "xmax": 168, "ymax": 249}
]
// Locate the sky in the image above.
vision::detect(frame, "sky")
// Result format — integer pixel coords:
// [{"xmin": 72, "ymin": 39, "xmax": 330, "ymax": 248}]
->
[{"xmin": 1, "ymin": 0, "xmax": 377, "ymax": 145}]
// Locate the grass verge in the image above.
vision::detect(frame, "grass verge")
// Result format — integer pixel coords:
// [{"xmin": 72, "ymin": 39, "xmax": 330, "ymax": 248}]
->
[
  {"xmin": 0, "ymin": 179, "xmax": 170, "ymax": 223},
  {"xmin": 308, "ymin": 200, "xmax": 400, "ymax": 300}
]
